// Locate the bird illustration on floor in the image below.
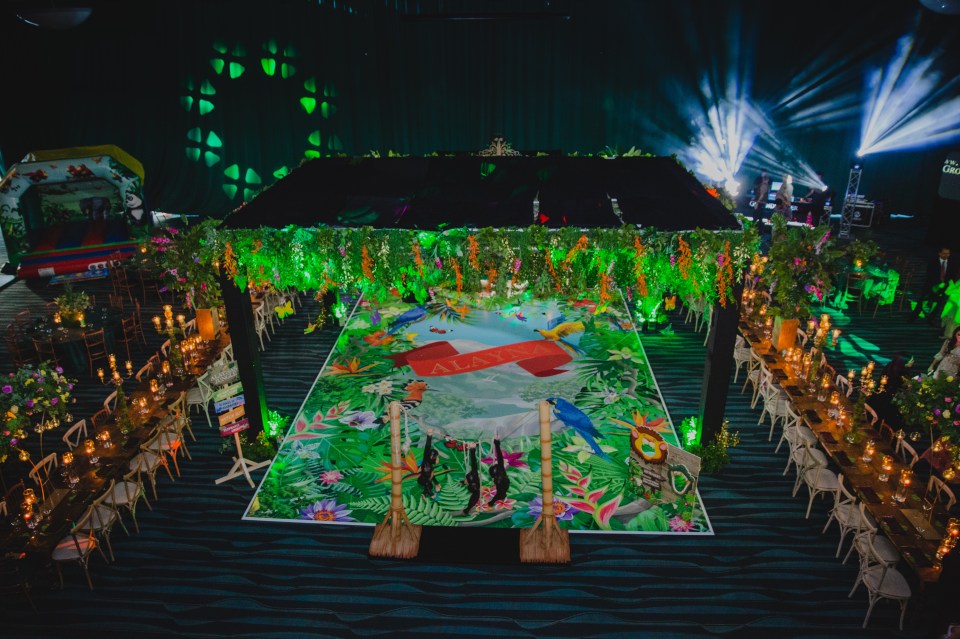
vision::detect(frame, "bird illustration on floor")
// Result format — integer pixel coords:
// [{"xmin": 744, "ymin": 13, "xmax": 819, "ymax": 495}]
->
[
  {"xmin": 546, "ymin": 397, "xmax": 611, "ymax": 461},
  {"xmin": 386, "ymin": 305, "xmax": 427, "ymax": 335},
  {"xmin": 535, "ymin": 321, "xmax": 585, "ymax": 355}
]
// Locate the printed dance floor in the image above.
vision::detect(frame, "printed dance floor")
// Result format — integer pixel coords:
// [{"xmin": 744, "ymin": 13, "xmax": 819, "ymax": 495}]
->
[{"xmin": 245, "ymin": 292, "xmax": 712, "ymax": 534}]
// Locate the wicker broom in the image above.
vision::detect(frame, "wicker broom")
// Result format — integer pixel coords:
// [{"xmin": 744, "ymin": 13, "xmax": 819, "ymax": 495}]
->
[
  {"xmin": 519, "ymin": 400, "xmax": 570, "ymax": 564},
  {"xmin": 369, "ymin": 401, "xmax": 422, "ymax": 558}
]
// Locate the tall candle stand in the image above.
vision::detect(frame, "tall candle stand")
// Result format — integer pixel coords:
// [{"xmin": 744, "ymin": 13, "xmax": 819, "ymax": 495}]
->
[{"xmin": 98, "ymin": 354, "xmax": 134, "ymax": 434}]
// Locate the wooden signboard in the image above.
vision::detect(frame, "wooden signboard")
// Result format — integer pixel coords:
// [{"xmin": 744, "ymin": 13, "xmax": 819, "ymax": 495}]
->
[
  {"xmin": 218, "ymin": 405, "xmax": 246, "ymax": 427},
  {"xmin": 214, "ymin": 394, "xmax": 245, "ymax": 414},
  {"xmin": 212, "ymin": 381, "xmax": 243, "ymax": 403},
  {"xmin": 219, "ymin": 418, "xmax": 250, "ymax": 437}
]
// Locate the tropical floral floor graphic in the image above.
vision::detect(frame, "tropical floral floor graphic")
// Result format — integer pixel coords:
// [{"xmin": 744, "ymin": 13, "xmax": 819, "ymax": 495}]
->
[{"xmin": 245, "ymin": 292, "xmax": 712, "ymax": 534}]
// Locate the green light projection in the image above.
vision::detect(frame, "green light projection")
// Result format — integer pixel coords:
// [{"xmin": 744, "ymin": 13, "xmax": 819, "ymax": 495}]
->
[
  {"xmin": 223, "ymin": 164, "xmax": 262, "ymax": 201},
  {"xmin": 211, "ymin": 42, "xmax": 247, "ymax": 79},
  {"xmin": 181, "ymin": 78, "xmax": 216, "ymax": 116},
  {"xmin": 261, "ymin": 40, "xmax": 297, "ymax": 78},
  {"xmin": 185, "ymin": 128, "xmax": 223, "ymax": 167}
]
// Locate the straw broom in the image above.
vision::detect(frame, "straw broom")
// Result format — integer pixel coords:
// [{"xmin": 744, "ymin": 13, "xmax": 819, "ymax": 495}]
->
[
  {"xmin": 369, "ymin": 401, "xmax": 422, "ymax": 558},
  {"xmin": 519, "ymin": 400, "xmax": 570, "ymax": 564}
]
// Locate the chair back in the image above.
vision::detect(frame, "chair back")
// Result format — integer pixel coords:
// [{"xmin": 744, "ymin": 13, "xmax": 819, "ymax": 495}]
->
[
  {"xmin": 795, "ymin": 328, "xmax": 808, "ymax": 348},
  {"xmin": 116, "ymin": 467, "xmax": 145, "ymax": 504},
  {"xmin": 2, "ymin": 481, "xmax": 24, "ymax": 510},
  {"xmin": 835, "ymin": 375, "xmax": 853, "ymax": 397},
  {"xmin": 160, "ymin": 339, "xmax": 171, "ymax": 357},
  {"xmin": 32, "ymin": 335, "xmax": 59, "ymax": 365},
  {"xmin": 135, "ymin": 361, "xmax": 154, "ymax": 382},
  {"xmin": 863, "ymin": 403, "xmax": 879, "ymax": 427},
  {"xmin": 104, "ymin": 390, "xmax": 118, "ymax": 414},
  {"xmin": 878, "ymin": 420, "xmax": 896, "ymax": 444},
  {"xmin": 928, "ymin": 475, "xmax": 957, "ymax": 510},
  {"xmin": 62, "ymin": 419, "xmax": 88, "ymax": 450},
  {"xmin": 898, "ymin": 439, "xmax": 919, "ymax": 468},
  {"xmin": 28, "ymin": 453, "xmax": 58, "ymax": 490},
  {"xmin": 782, "ymin": 403, "xmax": 802, "ymax": 429},
  {"xmin": 90, "ymin": 408, "xmax": 111, "ymax": 429},
  {"xmin": 82, "ymin": 329, "xmax": 109, "ymax": 375},
  {"xmin": 168, "ymin": 391, "xmax": 186, "ymax": 417},
  {"xmin": 836, "ymin": 473, "xmax": 858, "ymax": 508}
]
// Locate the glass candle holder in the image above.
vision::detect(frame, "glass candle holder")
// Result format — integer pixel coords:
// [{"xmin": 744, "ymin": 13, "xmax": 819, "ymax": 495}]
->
[
  {"xmin": 22, "ymin": 501, "xmax": 35, "ymax": 529},
  {"xmin": 22, "ymin": 488, "xmax": 36, "ymax": 506},
  {"xmin": 84, "ymin": 438, "xmax": 99, "ymax": 465},
  {"xmin": 894, "ymin": 469, "xmax": 913, "ymax": 503},
  {"xmin": 98, "ymin": 429, "xmax": 113, "ymax": 449},
  {"xmin": 862, "ymin": 439, "xmax": 876, "ymax": 463},
  {"xmin": 879, "ymin": 455, "xmax": 893, "ymax": 482}
]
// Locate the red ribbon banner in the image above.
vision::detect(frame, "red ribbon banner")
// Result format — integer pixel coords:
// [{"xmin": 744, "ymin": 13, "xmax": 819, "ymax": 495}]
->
[{"xmin": 386, "ymin": 340, "xmax": 573, "ymax": 377}]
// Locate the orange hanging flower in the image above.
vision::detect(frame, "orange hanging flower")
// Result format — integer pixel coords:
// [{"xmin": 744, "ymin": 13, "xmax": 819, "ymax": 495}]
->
[
  {"xmin": 412, "ymin": 241, "xmax": 425, "ymax": 277},
  {"xmin": 487, "ymin": 266, "xmax": 498, "ymax": 288},
  {"xmin": 545, "ymin": 252, "xmax": 563, "ymax": 292},
  {"xmin": 252, "ymin": 239, "xmax": 263, "ymax": 254},
  {"xmin": 361, "ymin": 245, "xmax": 375, "ymax": 282},
  {"xmin": 633, "ymin": 236, "xmax": 648, "ymax": 298},
  {"xmin": 468, "ymin": 235, "xmax": 480, "ymax": 271},
  {"xmin": 599, "ymin": 271, "xmax": 612, "ymax": 305},
  {"xmin": 563, "ymin": 235, "xmax": 589, "ymax": 270},
  {"xmin": 677, "ymin": 236, "xmax": 693, "ymax": 281},
  {"xmin": 451, "ymin": 257, "xmax": 463, "ymax": 294},
  {"xmin": 716, "ymin": 241, "xmax": 734, "ymax": 308},
  {"xmin": 223, "ymin": 242, "xmax": 238, "ymax": 280}
]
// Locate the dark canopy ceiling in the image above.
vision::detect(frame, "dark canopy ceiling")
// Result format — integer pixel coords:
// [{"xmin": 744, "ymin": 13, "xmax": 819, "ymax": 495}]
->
[{"xmin": 223, "ymin": 156, "xmax": 740, "ymax": 232}]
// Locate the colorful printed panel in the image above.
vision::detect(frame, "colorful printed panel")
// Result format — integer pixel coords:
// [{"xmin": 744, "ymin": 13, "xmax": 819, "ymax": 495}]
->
[{"xmin": 245, "ymin": 292, "xmax": 712, "ymax": 534}]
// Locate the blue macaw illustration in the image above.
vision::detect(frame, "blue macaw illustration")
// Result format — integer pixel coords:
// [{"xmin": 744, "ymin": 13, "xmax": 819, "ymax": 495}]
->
[
  {"xmin": 386, "ymin": 306, "xmax": 427, "ymax": 335},
  {"xmin": 546, "ymin": 397, "xmax": 610, "ymax": 461}
]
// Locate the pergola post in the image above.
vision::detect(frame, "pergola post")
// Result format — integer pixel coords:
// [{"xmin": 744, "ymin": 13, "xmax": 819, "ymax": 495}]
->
[
  {"xmin": 219, "ymin": 274, "xmax": 266, "ymax": 437},
  {"xmin": 698, "ymin": 280, "xmax": 743, "ymax": 442}
]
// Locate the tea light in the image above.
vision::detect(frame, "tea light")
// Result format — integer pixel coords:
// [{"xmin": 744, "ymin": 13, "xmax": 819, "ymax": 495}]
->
[
  {"xmin": 152, "ymin": 316, "xmax": 162, "ymax": 331},
  {"xmin": 848, "ymin": 369, "xmax": 855, "ymax": 383},
  {"xmin": 22, "ymin": 501, "xmax": 34, "ymax": 528},
  {"xmin": 53, "ymin": 312, "xmax": 61, "ymax": 325},
  {"xmin": 109, "ymin": 354, "xmax": 116, "ymax": 367},
  {"xmin": 896, "ymin": 428, "xmax": 905, "ymax": 441},
  {"xmin": 78, "ymin": 312, "xmax": 85, "ymax": 328},
  {"xmin": 112, "ymin": 369, "xmax": 121, "ymax": 384},
  {"xmin": 165, "ymin": 317, "xmax": 174, "ymax": 330},
  {"xmin": 62, "ymin": 451, "xmax": 73, "ymax": 466},
  {"xmin": 177, "ymin": 314, "xmax": 186, "ymax": 327},
  {"xmin": 84, "ymin": 438, "xmax": 98, "ymax": 464},
  {"xmin": 821, "ymin": 313, "xmax": 829, "ymax": 325},
  {"xmin": 855, "ymin": 259, "xmax": 863, "ymax": 269},
  {"xmin": 894, "ymin": 469, "xmax": 913, "ymax": 503},
  {"xmin": 831, "ymin": 328, "xmax": 841, "ymax": 346},
  {"xmin": 97, "ymin": 368, "xmax": 105, "ymax": 382},
  {"xmin": 97, "ymin": 430, "xmax": 112, "ymax": 449},
  {"xmin": 808, "ymin": 319, "xmax": 816, "ymax": 334},
  {"xmin": 22, "ymin": 488, "xmax": 36, "ymax": 506},
  {"xmin": 150, "ymin": 378, "xmax": 159, "ymax": 394},
  {"xmin": 125, "ymin": 360, "xmax": 133, "ymax": 376},
  {"xmin": 948, "ymin": 518, "xmax": 959, "ymax": 539},
  {"xmin": 932, "ymin": 439, "xmax": 944, "ymax": 453},
  {"xmin": 163, "ymin": 304, "xmax": 173, "ymax": 319},
  {"xmin": 862, "ymin": 439, "xmax": 876, "ymax": 463},
  {"xmin": 161, "ymin": 361, "xmax": 171, "ymax": 376},
  {"xmin": 879, "ymin": 455, "xmax": 893, "ymax": 482},
  {"xmin": 945, "ymin": 467, "xmax": 957, "ymax": 481},
  {"xmin": 937, "ymin": 543, "xmax": 951, "ymax": 561}
]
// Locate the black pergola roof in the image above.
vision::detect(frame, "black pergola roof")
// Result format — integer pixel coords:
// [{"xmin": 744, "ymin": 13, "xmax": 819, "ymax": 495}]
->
[{"xmin": 224, "ymin": 156, "xmax": 740, "ymax": 232}]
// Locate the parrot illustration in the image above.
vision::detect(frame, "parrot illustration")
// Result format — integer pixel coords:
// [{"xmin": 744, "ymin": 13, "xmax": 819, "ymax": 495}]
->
[
  {"xmin": 546, "ymin": 397, "xmax": 610, "ymax": 461},
  {"xmin": 535, "ymin": 321, "xmax": 585, "ymax": 355},
  {"xmin": 385, "ymin": 305, "xmax": 427, "ymax": 335}
]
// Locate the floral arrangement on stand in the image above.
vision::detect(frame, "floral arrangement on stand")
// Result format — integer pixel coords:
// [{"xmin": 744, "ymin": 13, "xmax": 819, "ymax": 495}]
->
[
  {"xmin": 893, "ymin": 373, "xmax": 960, "ymax": 475},
  {"xmin": 760, "ymin": 213, "xmax": 841, "ymax": 319},
  {"xmin": 142, "ymin": 218, "xmax": 223, "ymax": 311},
  {"xmin": 54, "ymin": 284, "xmax": 91, "ymax": 326},
  {"xmin": 0, "ymin": 363, "xmax": 76, "ymax": 463},
  {"xmin": 845, "ymin": 238, "xmax": 879, "ymax": 270}
]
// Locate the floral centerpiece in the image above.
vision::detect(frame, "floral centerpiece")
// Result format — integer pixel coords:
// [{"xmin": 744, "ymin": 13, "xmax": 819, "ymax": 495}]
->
[
  {"xmin": 893, "ymin": 374, "xmax": 960, "ymax": 471},
  {"xmin": 142, "ymin": 218, "xmax": 223, "ymax": 311},
  {"xmin": 761, "ymin": 213, "xmax": 841, "ymax": 319},
  {"xmin": 54, "ymin": 284, "xmax": 91, "ymax": 326},
  {"xmin": 0, "ymin": 363, "xmax": 77, "ymax": 463},
  {"xmin": 845, "ymin": 239, "xmax": 879, "ymax": 271}
]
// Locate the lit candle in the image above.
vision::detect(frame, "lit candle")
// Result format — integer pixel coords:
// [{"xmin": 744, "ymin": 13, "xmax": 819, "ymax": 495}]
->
[
  {"xmin": 22, "ymin": 502, "xmax": 33, "ymax": 527},
  {"xmin": 807, "ymin": 319, "xmax": 816, "ymax": 334},
  {"xmin": 163, "ymin": 305, "xmax": 173, "ymax": 319},
  {"xmin": 165, "ymin": 318, "xmax": 174, "ymax": 330},
  {"xmin": 78, "ymin": 312, "xmax": 85, "ymax": 328},
  {"xmin": 112, "ymin": 370, "xmax": 121, "ymax": 384},
  {"xmin": 152, "ymin": 316, "xmax": 162, "ymax": 331},
  {"xmin": 862, "ymin": 439, "xmax": 876, "ymax": 463},
  {"xmin": 948, "ymin": 518, "xmax": 959, "ymax": 539},
  {"xmin": 140, "ymin": 245, "xmax": 147, "ymax": 254},
  {"xmin": 150, "ymin": 379, "xmax": 159, "ymax": 394},
  {"xmin": 62, "ymin": 452, "xmax": 74, "ymax": 466},
  {"xmin": 177, "ymin": 314, "xmax": 186, "ymax": 327},
  {"xmin": 125, "ymin": 360, "xmax": 133, "ymax": 376},
  {"xmin": 22, "ymin": 488, "xmax": 36, "ymax": 506},
  {"xmin": 98, "ymin": 430, "xmax": 112, "ymax": 448},
  {"xmin": 53, "ymin": 312, "xmax": 61, "ymax": 325},
  {"xmin": 821, "ymin": 314, "xmax": 829, "ymax": 325},
  {"xmin": 109, "ymin": 353, "xmax": 116, "ymax": 367},
  {"xmin": 945, "ymin": 467, "xmax": 957, "ymax": 481},
  {"xmin": 848, "ymin": 370, "xmax": 855, "ymax": 383},
  {"xmin": 84, "ymin": 439, "xmax": 96, "ymax": 456},
  {"xmin": 97, "ymin": 368, "xmax": 105, "ymax": 382},
  {"xmin": 900, "ymin": 469, "xmax": 912, "ymax": 488},
  {"xmin": 933, "ymin": 439, "xmax": 944, "ymax": 453},
  {"xmin": 831, "ymin": 328, "xmax": 840, "ymax": 346},
  {"xmin": 162, "ymin": 361, "xmax": 171, "ymax": 375}
]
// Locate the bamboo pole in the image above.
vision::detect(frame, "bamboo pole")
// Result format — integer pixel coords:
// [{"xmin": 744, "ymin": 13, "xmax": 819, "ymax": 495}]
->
[
  {"xmin": 520, "ymin": 400, "xmax": 570, "ymax": 563},
  {"xmin": 369, "ymin": 401, "xmax": 421, "ymax": 558}
]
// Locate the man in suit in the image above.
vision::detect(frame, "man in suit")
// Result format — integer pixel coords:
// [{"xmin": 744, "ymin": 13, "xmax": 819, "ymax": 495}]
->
[{"xmin": 911, "ymin": 246, "xmax": 957, "ymax": 324}]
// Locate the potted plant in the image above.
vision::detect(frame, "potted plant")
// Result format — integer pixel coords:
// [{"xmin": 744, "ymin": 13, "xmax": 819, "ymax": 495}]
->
[
  {"xmin": 761, "ymin": 214, "xmax": 841, "ymax": 351},
  {"xmin": 143, "ymin": 218, "xmax": 224, "ymax": 339}
]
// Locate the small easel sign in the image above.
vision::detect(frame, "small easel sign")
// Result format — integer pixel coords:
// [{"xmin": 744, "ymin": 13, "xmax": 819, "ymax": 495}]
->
[{"xmin": 212, "ymin": 382, "xmax": 271, "ymax": 488}]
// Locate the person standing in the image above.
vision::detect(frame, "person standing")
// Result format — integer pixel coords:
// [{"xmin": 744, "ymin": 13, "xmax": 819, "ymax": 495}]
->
[
  {"xmin": 752, "ymin": 170, "xmax": 770, "ymax": 223},
  {"xmin": 774, "ymin": 175, "xmax": 794, "ymax": 219},
  {"xmin": 911, "ymin": 246, "xmax": 958, "ymax": 325},
  {"xmin": 805, "ymin": 172, "xmax": 832, "ymax": 226}
]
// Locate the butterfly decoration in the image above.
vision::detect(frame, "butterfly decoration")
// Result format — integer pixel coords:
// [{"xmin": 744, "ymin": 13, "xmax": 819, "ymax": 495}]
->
[
  {"xmin": 429, "ymin": 325, "xmax": 451, "ymax": 334},
  {"xmin": 404, "ymin": 332, "xmax": 418, "ymax": 342},
  {"xmin": 275, "ymin": 300, "xmax": 294, "ymax": 319}
]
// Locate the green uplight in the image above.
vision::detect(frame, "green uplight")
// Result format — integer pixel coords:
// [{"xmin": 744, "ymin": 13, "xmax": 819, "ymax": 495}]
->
[
  {"xmin": 320, "ymin": 101, "xmax": 335, "ymax": 118},
  {"xmin": 213, "ymin": 41, "xmax": 227, "ymax": 54},
  {"xmin": 244, "ymin": 188, "xmax": 258, "ymax": 201},
  {"xmin": 261, "ymin": 59, "xmax": 276, "ymax": 76},
  {"xmin": 304, "ymin": 150, "xmax": 321, "ymax": 159},
  {"xmin": 229, "ymin": 62, "xmax": 245, "ymax": 79},
  {"xmin": 206, "ymin": 131, "xmax": 223, "ymax": 148},
  {"xmin": 185, "ymin": 148, "xmax": 201, "ymax": 162},
  {"xmin": 224, "ymin": 164, "xmax": 240, "ymax": 180},
  {"xmin": 300, "ymin": 97, "xmax": 317, "ymax": 114},
  {"xmin": 180, "ymin": 96, "xmax": 194, "ymax": 111},
  {"xmin": 200, "ymin": 80, "xmax": 216, "ymax": 95},
  {"xmin": 327, "ymin": 134, "xmax": 342, "ymax": 151},
  {"xmin": 273, "ymin": 166, "xmax": 289, "ymax": 179},
  {"xmin": 187, "ymin": 127, "xmax": 202, "ymax": 143},
  {"xmin": 244, "ymin": 168, "xmax": 262, "ymax": 185},
  {"xmin": 198, "ymin": 100, "xmax": 215, "ymax": 115},
  {"xmin": 680, "ymin": 416, "xmax": 702, "ymax": 449},
  {"xmin": 323, "ymin": 82, "xmax": 337, "ymax": 97},
  {"xmin": 480, "ymin": 161, "xmax": 496, "ymax": 178},
  {"xmin": 281, "ymin": 63, "xmax": 296, "ymax": 79},
  {"xmin": 210, "ymin": 58, "xmax": 225, "ymax": 75},
  {"xmin": 308, "ymin": 131, "xmax": 321, "ymax": 147},
  {"xmin": 304, "ymin": 77, "xmax": 317, "ymax": 93},
  {"xmin": 264, "ymin": 39, "xmax": 278, "ymax": 55},
  {"xmin": 223, "ymin": 184, "xmax": 238, "ymax": 199},
  {"xmin": 203, "ymin": 151, "xmax": 220, "ymax": 167}
]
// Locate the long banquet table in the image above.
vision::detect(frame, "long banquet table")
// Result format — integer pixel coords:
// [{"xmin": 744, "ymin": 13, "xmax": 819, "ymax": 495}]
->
[{"xmin": 740, "ymin": 319, "xmax": 946, "ymax": 586}]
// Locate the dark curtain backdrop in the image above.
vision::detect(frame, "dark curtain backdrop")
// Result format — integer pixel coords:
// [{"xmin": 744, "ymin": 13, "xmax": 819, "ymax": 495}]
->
[{"xmin": 1, "ymin": 0, "xmax": 958, "ymax": 218}]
